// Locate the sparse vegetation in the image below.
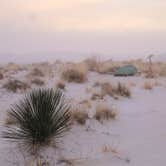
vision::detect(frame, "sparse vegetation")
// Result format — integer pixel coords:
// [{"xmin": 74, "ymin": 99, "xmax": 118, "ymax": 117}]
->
[
  {"xmin": 62, "ymin": 64, "xmax": 87, "ymax": 83},
  {"xmin": 56, "ymin": 80, "xmax": 66, "ymax": 89},
  {"xmin": 31, "ymin": 78, "xmax": 45, "ymax": 86},
  {"xmin": 71, "ymin": 107, "xmax": 89, "ymax": 125},
  {"xmin": 143, "ymin": 82, "xmax": 153, "ymax": 90},
  {"xmin": 3, "ymin": 79, "xmax": 30, "ymax": 92},
  {"xmin": 101, "ymin": 82, "xmax": 131, "ymax": 98},
  {"xmin": 30, "ymin": 68, "xmax": 45, "ymax": 77},
  {"xmin": 94, "ymin": 103, "xmax": 117, "ymax": 122},
  {"xmin": 114, "ymin": 82, "xmax": 131, "ymax": 97},
  {"xmin": 0, "ymin": 72, "xmax": 3, "ymax": 79},
  {"xmin": 2, "ymin": 89, "xmax": 71, "ymax": 154}
]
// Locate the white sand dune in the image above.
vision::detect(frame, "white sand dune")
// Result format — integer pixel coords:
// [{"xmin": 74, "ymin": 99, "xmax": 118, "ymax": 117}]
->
[{"xmin": 0, "ymin": 70, "xmax": 166, "ymax": 165}]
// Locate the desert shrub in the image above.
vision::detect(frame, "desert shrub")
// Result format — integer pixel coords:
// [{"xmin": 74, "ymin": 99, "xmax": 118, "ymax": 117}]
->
[
  {"xmin": 3, "ymin": 79, "xmax": 30, "ymax": 92},
  {"xmin": 84, "ymin": 57, "xmax": 100, "ymax": 71},
  {"xmin": 143, "ymin": 82, "xmax": 153, "ymax": 90},
  {"xmin": 101, "ymin": 82, "xmax": 131, "ymax": 98},
  {"xmin": 79, "ymin": 100, "xmax": 92, "ymax": 109},
  {"xmin": 62, "ymin": 65, "xmax": 87, "ymax": 83},
  {"xmin": 98, "ymin": 63, "xmax": 119, "ymax": 74},
  {"xmin": 114, "ymin": 82, "xmax": 131, "ymax": 97},
  {"xmin": 94, "ymin": 103, "xmax": 117, "ymax": 122},
  {"xmin": 91, "ymin": 92, "xmax": 104, "ymax": 100},
  {"xmin": 31, "ymin": 78, "xmax": 45, "ymax": 86},
  {"xmin": 30, "ymin": 68, "xmax": 45, "ymax": 77},
  {"xmin": 0, "ymin": 72, "xmax": 3, "ymax": 79},
  {"xmin": 101, "ymin": 82, "xmax": 113, "ymax": 96},
  {"xmin": 71, "ymin": 109, "xmax": 89, "ymax": 125},
  {"xmin": 2, "ymin": 89, "xmax": 71, "ymax": 154},
  {"xmin": 56, "ymin": 80, "xmax": 66, "ymax": 90},
  {"xmin": 158, "ymin": 67, "xmax": 166, "ymax": 77}
]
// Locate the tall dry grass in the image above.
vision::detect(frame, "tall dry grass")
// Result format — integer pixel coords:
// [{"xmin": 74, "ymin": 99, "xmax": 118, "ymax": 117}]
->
[{"xmin": 62, "ymin": 63, "xmax": 88, "ymax": 83}]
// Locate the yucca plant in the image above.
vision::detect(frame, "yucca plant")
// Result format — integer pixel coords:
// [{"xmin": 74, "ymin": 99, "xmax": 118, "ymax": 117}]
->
[{"xmin": 2, "ymin": 88, "xmax": 71, "ymax": 154}]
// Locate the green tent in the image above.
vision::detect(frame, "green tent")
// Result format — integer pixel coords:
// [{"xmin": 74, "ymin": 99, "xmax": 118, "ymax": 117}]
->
[{"xmin": 114, "ymin": 65, "xmax": 137, "ymax": 76}]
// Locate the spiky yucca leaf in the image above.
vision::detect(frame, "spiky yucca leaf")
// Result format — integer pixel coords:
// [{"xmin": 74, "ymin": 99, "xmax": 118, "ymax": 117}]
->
[{"xmin": 2, "ymin": 88, "xmax": 71, "ymax": 153}]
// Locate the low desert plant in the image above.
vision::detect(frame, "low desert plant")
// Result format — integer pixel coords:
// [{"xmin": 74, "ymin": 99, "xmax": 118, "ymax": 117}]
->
[
  {"xmin": 62, "ymin": 65, "xmax": 87, "ymax": 83},
  {"xmin": 94, "ymin": 103, "xmax": 117, "ymax": 122},
  {"xmin": 30, "ymin": 68, "xmax": 45, "ymax": 77},
  {"xmin": 101, "ymin": 82, "xmax": 131, "ymax": 98},
  {"xmin": 114, "ymin": 82, "xmax": 131, "ymax": 97},
  {"xmin": 31, "ymin": 78, "xmax": 45, "ymax": 86},
  {"xmin": 101, "ymin": 82, "xmax": 114, "ymax": 96},
  {"xmin": 79, "ymin": 100, "xmax": 92, "ymax": 109},
  {"xmin": 56, "ymin": 80, "xmax": 66, "ymax": 90},
  {"xmin": 0, "ymin": 72, "xmax": 3, "ymax": 79},
  {"xmin": 91, "ymin": 92, "xmax": 104, "ymax": 100},
  {"xmin": 3, "ymin": 79, "xmax": 30, "ymax": 92},
  {"xmin": 71, "ymin": 109, "xmax": 89, "ymax": 125},
  {"xmin": 2, "ymin": 89, "xmax": 71, "ymax": 154},
  {"xmin": 143, "ymin": 82, "xmax": 153, "ymax": 90}
]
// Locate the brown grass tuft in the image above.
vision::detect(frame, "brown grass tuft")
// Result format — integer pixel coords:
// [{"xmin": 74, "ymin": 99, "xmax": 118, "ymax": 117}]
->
[
  {"xmin": 143, "ymin": 82, "xmax": 153, "ymax": 90},
  {"xmin": 94, "ymin": 103, "xmax": 117, "ymax": 122},
  {"xmin": 101, "ymin": 144, "xmax": 119, "ymax": 154},
  {"xmin": 114, "ymin": 82, "xmax": 131, "ymax": 97},
  {"xmin": 62, "ymin": 64, "xmax": 87, "ymax": 83},
  {"xmin": 101, "ymin": 82, "xmax": 131, "ymax": 98},
  {"xmin": 31, "ymin": 78, "xmax": 45, "ymax": 86},
  {"xmin": 56, "ymin": 80, "xmax": 66, "ymax": 89},
  {"xmin": 70, "ymin": 103, "xmax": 89, "ymax": 125},
  {"xmin": 3, "ymin": 79, "xmax": 30, "ymax": 92},
  {"xmin": 29, "ymin": 68, "xmax": 45, "ymax": 77}
]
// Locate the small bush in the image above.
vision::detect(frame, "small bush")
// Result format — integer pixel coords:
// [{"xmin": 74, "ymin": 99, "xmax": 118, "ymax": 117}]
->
[
  {"xmin": 101, "ymin": 82, "xmax": 113, "ymax": 96},
  {"xmin": 114, "ymin": 82, "xmax": 131, "ymax": 97},
  {"xmin": 3, "ymin": 79, "xmax": 30, "ymax": 92},
  {"xmin": 71, "ymin": 110, "xmax": 89, "ymax": 125},
  {"xmin": 0, "ymin": 72, "xmax": 3, "ymax": 79},
  {"xmin": 94, "ymin": 103, "xmax": 117, "ymax": 122},
  {"xmin": 30, "ymin": 68, "xmax": 45, "ymax": 77},
  {"xmin": 31, "ymin": 78, "xmax": 45, "ymax": 86},
  {"xmin": 62, "ymin": 65, "xmax": 87, "ymax": 83},
  {"xmin": 101, "ymin": 82, "xmax": 131, "ymax": 98},
  {"xmin": 56, "ymin": 80, "xmax": 66, "ymax": 90},
  {"xmin": 143, "ymin": 82, "xmax": 153, "ymax": 90}
]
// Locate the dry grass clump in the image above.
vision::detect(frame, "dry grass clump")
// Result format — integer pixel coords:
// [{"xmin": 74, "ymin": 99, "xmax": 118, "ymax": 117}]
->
[
  {"xmin": 91, "ymin": 92, "xmax": 104, "ymax": 100},
  {"xmin": 56, "ymin": 80, "xmax": 66, "ymax": 90},
  {"xmin": 71, "ymin": 110, "xmax": 89, "ymax": 125},
  {"xmin": 31, "ymin": 78, "xmax": 45, "ymax": 86},
  {"xmin": 29, "ymin": 68, "xmax": 45, "ymax": 77},
  {"xmin": 0, "ymin": 72, "xmax": 3, "ymax": 80},
  {"xmin": 79, "ymin": 100, "xmax": 92, "ymax": 109},
  {"xmin": 70, "ymin": 103, "xmax": 89, "ymax": 125},
  {"xmin": 143, "ymin": 82, "xmax": 153, "ymax": 90},
  {"xmin": 3, "ymin": 79, "xmax": 30, "ymax": 92},
  {"xmin": 97, "ymin": 61, "xmax": 119, "ymax": 74},
  {"xmin": 158, "ymin": 65, "xmax": 166, "ymax": 77},
  {"xmin": 84, "ymin": 56, "xmax": 100, "ymax": 71},
  {"xmin": 101, "ymin": 82, "xmax": 131, "ymax": 98},
  {"xmin": 101, "ymin": 144, "xmax": 119, "ymax": 154},
  {"xmin": 62, "ymin": 64, "xmax": 88, "ymax": 83},
  {"xmin": 101, "ymin": 82, "xmax": 114, "ymax": 96},
  {"xmin": 113, "ymin": 82, "xmax": 131, "ymax": 97},
  {"xmin": 94, "ymin": 103, "xmax": 117, "ymax": 122}
]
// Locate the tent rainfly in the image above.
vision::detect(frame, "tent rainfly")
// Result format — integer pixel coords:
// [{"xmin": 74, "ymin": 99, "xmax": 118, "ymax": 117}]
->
[{"xmin": 114, "ymin": 65, "xmax": 137, "ymax": 76}]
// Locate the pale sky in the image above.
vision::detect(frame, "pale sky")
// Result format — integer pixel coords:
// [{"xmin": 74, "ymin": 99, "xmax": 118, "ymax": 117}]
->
[{"xmin": 0, "ymin": 0, "xmax": 166, "ymax": 62}]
